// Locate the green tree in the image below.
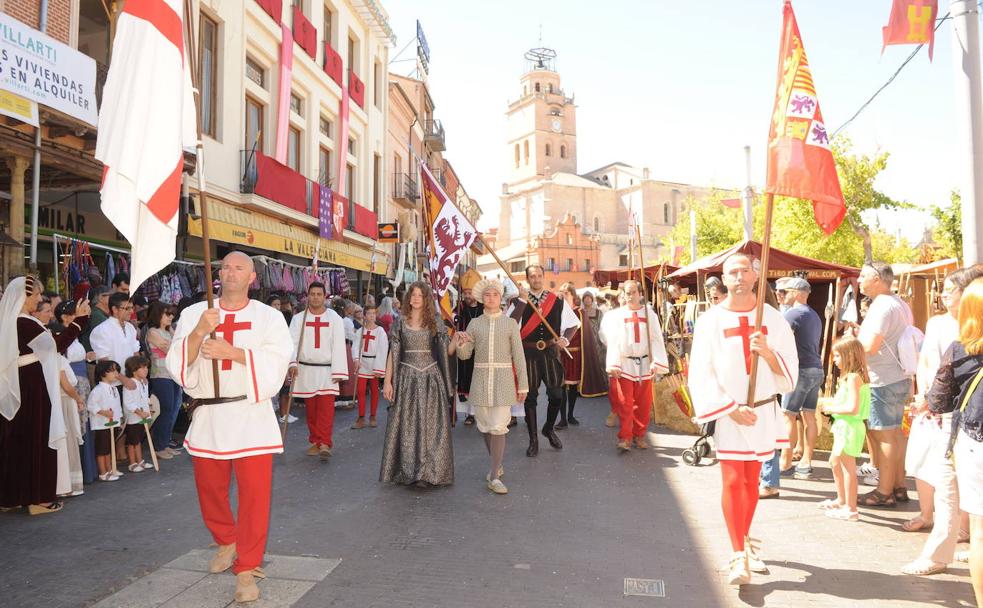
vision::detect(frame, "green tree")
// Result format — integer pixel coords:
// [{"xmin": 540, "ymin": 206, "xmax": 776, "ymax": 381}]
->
[
  {"xmin": 662, "ymin": 139, "xmax": 909, "ymax": 268},
  {"xmin": 931, "ymin": 191, "xmax": 962, "ymax": 260}
]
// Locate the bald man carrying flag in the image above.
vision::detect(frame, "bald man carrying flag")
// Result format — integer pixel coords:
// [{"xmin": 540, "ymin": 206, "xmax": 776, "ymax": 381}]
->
[{"xmin": 166, "ymin": 252, "xmax": 293, "ymax": 603}]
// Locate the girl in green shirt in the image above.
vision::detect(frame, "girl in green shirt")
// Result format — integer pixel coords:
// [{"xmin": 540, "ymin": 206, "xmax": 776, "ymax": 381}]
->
[{"xmin": 818, "ymin": 336, "xmax": 872, "ymax": 521}]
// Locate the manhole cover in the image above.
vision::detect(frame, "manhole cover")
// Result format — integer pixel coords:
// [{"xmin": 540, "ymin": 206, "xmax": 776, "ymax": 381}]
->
[{"xmin": 624, "ymin": 578, "xmax": 666, "ymax": 597}]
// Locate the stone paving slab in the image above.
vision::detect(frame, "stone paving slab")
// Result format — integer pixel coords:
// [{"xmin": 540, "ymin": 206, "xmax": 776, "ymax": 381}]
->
[{"xmin": 90, "ymin": 552, "xmax": 340, "ymax": 608}]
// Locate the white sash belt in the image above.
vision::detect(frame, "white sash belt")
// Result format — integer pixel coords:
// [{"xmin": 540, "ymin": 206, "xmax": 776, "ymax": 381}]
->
[{"xmin": 17, "ymin": 353, "xmax": 39, "ymax": 367}]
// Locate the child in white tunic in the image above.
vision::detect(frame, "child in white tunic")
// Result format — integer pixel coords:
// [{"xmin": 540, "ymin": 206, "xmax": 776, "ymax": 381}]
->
[
  {"xmin": 87, "ymin": 360, "xmax": 123, "ymax": 481},
  {"xmin": 122, "ymin": 356, "xmax": 152, "ymax": 473}
]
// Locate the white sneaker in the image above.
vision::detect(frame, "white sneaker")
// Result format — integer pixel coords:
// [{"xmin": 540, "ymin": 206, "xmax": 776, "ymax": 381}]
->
[
  {"xmin": 825, "ymin": 507, "xmax": 859, "ymax": 521},
  {"xmin": 745, "ymin": 537, "xmax": 767, "ymax": 573},
  {"xmin": 858, "ymin": 463, "xmax": 878, "ymax": 477},
  {"xmin": 99, "ymin": 472, "xmax": 119, "ymax": 482},
  {"xmin": 278, "ymin": 414, "xmax": 299, "ymax": 424},
  {"xmin": 727, "ymin": 551, "xmax": 751, "ymax": 585},
  {"xmin": 861, "ymin": 473, "xmax": 880, "ymax": 487},
  {"xmin": 128, "ymin": 462, "xmax": 144, "ymax": 473}
]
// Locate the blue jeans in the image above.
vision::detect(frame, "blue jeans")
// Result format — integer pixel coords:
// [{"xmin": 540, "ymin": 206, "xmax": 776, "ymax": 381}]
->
[
  {"xmin": 760, "ymin": 450, "xmax": 781, "ymax": 489},
  {"xmin": 782, "ymin": 367, "xmax": 824, "ymax": 415},
  {"xmin": 150, "ymin": 378, "xmax": 183, "ymax": 450}
]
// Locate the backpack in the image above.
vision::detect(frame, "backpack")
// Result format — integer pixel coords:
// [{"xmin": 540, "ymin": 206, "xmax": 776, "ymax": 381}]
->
[{"xmin": 893, "ymin": 325, "xmax": 924, "ymax": 377}]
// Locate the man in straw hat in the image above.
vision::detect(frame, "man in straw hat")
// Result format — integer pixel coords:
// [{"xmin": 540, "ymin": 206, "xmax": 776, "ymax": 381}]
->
[{"xmin": 457, "ymin": 278, "xmax": 528, "ymax": 494}]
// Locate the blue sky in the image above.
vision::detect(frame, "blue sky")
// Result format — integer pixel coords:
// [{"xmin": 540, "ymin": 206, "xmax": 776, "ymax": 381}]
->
[{"xmin": 384, "ymin": 1, "xmax": 967, "ymax": 239}]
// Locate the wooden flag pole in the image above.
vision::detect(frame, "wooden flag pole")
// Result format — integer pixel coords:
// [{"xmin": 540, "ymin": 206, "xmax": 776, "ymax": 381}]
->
[
  {"xmin": 634, "ymin": 223, "xmax": 657, "ymax": 418},
  {"xmin": 143, "ymin": 421, "xmax": 160, "ymax": 472},
  {"xmin": 183, "ymin": 0, "xmax": 220, "ymax": 399},
  {"xmin": 745, "ymin": 193, "xmax": 776, "ymax": 406},
  {"xmin": 478, "ymin": 234, "xmax": 573, "ymax": 360},
  {"xmin": 281, "ymin": 241, "xmax": 321, "ymax": 443}
]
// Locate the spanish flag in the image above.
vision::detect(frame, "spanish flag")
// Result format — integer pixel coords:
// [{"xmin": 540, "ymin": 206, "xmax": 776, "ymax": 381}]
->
[{"xmin": 765, "ymin": 1, "xmax": 846, "ymax": 236}]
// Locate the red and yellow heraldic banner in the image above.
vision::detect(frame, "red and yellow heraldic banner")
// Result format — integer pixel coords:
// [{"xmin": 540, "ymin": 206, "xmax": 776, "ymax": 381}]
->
[{"xmin": 765, "ymin": 0, "xmax": 845, "ymax": 236}]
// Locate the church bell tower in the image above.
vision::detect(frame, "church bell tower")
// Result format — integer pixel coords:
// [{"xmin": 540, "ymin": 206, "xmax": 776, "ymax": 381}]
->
[{"xmin": 504, "ymin": 46, "xmax": 577, "ymax": 187}]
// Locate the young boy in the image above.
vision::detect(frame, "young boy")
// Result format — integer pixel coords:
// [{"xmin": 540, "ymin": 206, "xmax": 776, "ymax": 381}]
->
[
  {"xmin": 87, "ymin": 360, "xmax": 123, "ymax": 481},
  {"xmin": 351, "ymin": 305, "xmax": 389, "ymax": 429},
  {"xmin": 123, "ymin": 355, "xmax": 153, "ymax": 472}
]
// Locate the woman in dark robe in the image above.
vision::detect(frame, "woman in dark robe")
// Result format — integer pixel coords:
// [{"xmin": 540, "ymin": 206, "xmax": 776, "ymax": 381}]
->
[
  {"xmin": 556, "ymin": 284, "xmax": 608, "ymax": 428},
  {"xmin": 0, "ymin": 276, "xmax": 89, "ymax": 514}
]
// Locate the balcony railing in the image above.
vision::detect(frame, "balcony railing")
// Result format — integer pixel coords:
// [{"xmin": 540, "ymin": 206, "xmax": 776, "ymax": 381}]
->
[
  {"xmin": 392, "ymin": 173, "xmax": 419, "ymax": 204},
  {"xmin": 240, "ymin": 149, "xmax": 315, "ymax": 216},
  {"xmin": 424, "ymin": 119, "xmax": 445, "ymax": 151}
]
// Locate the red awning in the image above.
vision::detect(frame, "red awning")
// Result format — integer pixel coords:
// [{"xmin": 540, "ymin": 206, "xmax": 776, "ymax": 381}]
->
[{"xmin": 666, "ymin": 239, "xmax": 859, "ymax": 283}]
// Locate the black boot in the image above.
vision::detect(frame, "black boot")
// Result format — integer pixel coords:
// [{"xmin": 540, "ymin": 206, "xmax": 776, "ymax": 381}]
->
[
  {"xmin": 525, "ymin": 404, "xmax": 539, "ymax": 457},
  {"xmin": 567, "ymin": 386, "xmax": 580, "ymax": 425},
  {"xmin": 542, "ymin": 399, "xmax": 563, "ymax": 450}
]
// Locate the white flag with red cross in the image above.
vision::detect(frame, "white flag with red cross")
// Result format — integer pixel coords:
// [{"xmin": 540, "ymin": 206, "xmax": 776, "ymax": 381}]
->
[{"xmin": 95, "ymin": 0, "xmax": 197, "ymax": 291}]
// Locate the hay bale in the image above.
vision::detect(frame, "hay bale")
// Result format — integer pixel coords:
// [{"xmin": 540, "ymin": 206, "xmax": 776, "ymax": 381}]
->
[{"xmin": 653, "ymin": 379, "xmax": 701, "ymax": 435}]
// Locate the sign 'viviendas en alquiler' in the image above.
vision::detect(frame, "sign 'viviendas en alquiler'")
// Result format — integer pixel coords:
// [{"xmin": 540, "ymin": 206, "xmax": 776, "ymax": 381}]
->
[{"xmin": 0, "ymin": 12, "xmax": 97, "ymax": 126}]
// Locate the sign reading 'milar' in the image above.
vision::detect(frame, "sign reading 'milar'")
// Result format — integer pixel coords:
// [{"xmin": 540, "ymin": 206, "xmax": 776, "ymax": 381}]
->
[{"xmin": 0, "ymin": 12, "xmax": 98, "ymax": 126}]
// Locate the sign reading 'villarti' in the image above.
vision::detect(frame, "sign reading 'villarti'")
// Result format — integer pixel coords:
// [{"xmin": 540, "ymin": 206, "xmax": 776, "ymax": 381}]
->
[{"xmin": 0, "ymin": 12, "xmax": 98, "ymax": 126}]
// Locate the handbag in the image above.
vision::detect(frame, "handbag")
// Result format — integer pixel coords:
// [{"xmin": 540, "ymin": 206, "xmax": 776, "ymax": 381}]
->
[{"xmin": 905, "ymin": 413, "xmax": 945, "ymax": 477}]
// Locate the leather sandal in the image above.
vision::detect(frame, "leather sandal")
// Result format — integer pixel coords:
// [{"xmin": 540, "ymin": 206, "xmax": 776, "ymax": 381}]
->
[
  {"xmin": 894, "ymin": 487, "xmax": 911, "ymax": 503},
  {"xmin": 860, "ymin": 489, "xmax": 896, "ymax": 508},
  {"xmin": 27, "ymin": 502, "xmax": 63, "ymax": 515},
  {"xmin": 901, "ymin": 559, "xmax": 946, "ymax": 576}
]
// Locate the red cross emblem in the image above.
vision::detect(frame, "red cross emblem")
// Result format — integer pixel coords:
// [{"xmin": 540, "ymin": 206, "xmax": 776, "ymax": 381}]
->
[
  {"xmin": 215, "ymin": 313, "xmax": 252, "ymax": 371},
  {"xmin": 624, "ymin": 310, "xmax": 646, "ymax": 342},
  {"xmin": 361, "ymin": 330, "xmax": 376, "ymax": 354},
  {"xmin": 723, "ymin": 316, "xmax": 767, "ymax": 375},
  {"xmin": 305, "ymin": 315, "xmax": 331, "ymax": 349}
]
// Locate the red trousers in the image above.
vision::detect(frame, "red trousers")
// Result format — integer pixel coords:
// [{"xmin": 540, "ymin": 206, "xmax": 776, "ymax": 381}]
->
[
  {"xmin": 356, "ymin": 376, "xmax": 380, "ymax": 417},
  {"xmin": 192, "ymin": 454, "xmax": 273, "ymax": 574},
  {"xmin": 609, "ymin": 376, "xmax": 652, "ymax": 441},
  {"xmin": 720, "ymin": 459, "xmax": 763, "ymax": 552},
  {"xmin": 306, "ymin": 394, "xmax": 335, "ymax": 447}
]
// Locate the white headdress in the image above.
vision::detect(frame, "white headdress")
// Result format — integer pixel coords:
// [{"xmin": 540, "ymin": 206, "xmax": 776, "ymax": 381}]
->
[
  {"xmin": 472, "ymin": 278, "xmax": 504, "ymax": 299},
  {"xmin": 0, "ymin": 277, "xmax": 29, "ymax": 421}
]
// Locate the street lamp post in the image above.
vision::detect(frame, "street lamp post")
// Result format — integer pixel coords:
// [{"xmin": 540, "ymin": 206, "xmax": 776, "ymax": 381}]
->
[{"xmin": 952, "ymin": 0, "xmax": 983, "ymax": 265}]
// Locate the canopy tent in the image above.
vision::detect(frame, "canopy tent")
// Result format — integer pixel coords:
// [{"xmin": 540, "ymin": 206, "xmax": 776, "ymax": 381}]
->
[
  {"xmin": 667, "ymin": 239, "xmax": 859, "ymax": 284},
  {"xmin": 592, "ymin": 261, "xmax": 678, "ymax": 289},
  {"xmin": 894, "ymin": 258, "xmax": 960, "ymax": 331}
]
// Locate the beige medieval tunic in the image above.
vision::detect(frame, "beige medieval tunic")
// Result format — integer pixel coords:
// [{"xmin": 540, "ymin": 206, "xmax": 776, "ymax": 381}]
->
[{"xmin": 457, "ymin": 312, "xmax": 529, "ymax": 409}]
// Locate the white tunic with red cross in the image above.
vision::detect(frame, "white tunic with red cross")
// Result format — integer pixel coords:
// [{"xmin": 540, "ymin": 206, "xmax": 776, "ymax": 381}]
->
[
  {"xmin": 165, "ymin": 300, "xmax": 293, "ymax": 460},
  {"xmin": 351, "ymin": 325, "xmax": 388, "ymax": 379},
  {"xmin": 689, "ymin": 303, "xmax": 799, "ymax": 462},
  {"xmin": 601, "ymin": 304, "xmax": 670, "ymax": 381},
  {"xmin": 288, "ymin": 307, "xmax": 349, "ymax": 397}
]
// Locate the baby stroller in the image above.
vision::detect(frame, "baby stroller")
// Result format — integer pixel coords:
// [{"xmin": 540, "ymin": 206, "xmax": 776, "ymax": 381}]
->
[{"xmin": 681, "ymin": 421, "xmax": 714, "ymax": 466}]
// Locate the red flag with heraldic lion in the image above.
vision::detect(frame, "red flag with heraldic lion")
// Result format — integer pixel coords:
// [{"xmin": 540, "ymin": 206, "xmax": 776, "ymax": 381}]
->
[
  {"xmin": 883, "ymin": 0, "xmax": 938, "ymax": 60},
  {"xmin": 765, "ymin": 0, "xmax": 846, "ymax": 236}
]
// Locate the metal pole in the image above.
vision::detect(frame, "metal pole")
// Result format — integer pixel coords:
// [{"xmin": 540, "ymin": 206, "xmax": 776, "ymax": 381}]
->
[
  {"xmin": 952, "ymin": 0, "xmax": 983, "ymax": 265},
  {"xmin": 28, "ymin": 0, "xmax": 50, "ymax": 269},
  {"xmin": 742, "ymin": 145, "xmax": 753, "ymax": 241}
]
